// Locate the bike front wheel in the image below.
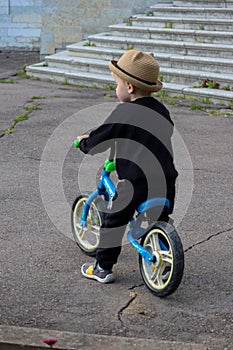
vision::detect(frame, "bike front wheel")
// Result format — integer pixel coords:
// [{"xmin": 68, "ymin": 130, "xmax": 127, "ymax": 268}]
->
[
  {"xmin": 139, "ymin": 221, "xmax": 184, "ymax": 297},
  {"xmin": 71, "ymin": 194, "xmax": 103, "ymax": 256}
]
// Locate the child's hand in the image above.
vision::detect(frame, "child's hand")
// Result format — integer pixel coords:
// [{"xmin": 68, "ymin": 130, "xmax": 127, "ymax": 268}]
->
[{"xmin": 77, "ymin": 134, "xmax": 89, "ymax": 142}]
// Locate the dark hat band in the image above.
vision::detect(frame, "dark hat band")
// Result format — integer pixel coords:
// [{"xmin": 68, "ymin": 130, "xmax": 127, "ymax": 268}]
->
[{"xmin": 115, "ymin": 63, "xmax": 157, "ymax": 86}]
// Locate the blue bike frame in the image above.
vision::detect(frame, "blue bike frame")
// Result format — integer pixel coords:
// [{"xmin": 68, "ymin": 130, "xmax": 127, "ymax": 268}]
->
[
  {"xmin": 79, "ymin": 159, "xmax": 170, "ymax": 266},
  {"xmin": 80, "ymin": 168, "xmax": 116, "ymax": 226}
]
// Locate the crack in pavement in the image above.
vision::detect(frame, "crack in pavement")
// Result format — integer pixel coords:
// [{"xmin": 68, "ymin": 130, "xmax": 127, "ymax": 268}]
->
[
  {"xmin": 19, "ymin": 155, "xmax": 41, "ymax": 162},
  {"xmin": 117, "ymin": 289, "xmax": 137, "ymax": 331},
  {"xmin": 117, "ymin": 283, "xmax": 145, "ymax": 333},
  {"xmin": 184, "ymin": 226, "xmax": 233, "ymax": 253},
  {"xmin": 128, "ymin": 283, "xmax": 144, "ymax": 290}
]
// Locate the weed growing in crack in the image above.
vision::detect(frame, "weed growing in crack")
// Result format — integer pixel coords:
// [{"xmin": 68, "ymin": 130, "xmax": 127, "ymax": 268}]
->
[
  {"xmin": 13, "ymin": 113, "xmax": 29, "ymax": 122},
  {"xmin": 2, "ymin": 113, "xmax": 29, "ymax": 137},
  {"xmin": 27, "ymin": 96, "xmax": 46, "ymax": 103},
  {"xmin": 24, "ymin": 105, "xmax": 41, "ymax": 112},
  {"xmin": 1, "ymin": 95, "xmax": 44, "ymax": 138}
]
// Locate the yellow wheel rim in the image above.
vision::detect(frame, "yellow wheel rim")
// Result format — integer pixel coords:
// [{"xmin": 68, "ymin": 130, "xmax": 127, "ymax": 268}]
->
[
  {"xmin": 142, "ymin": 228, "xmax": 174, "ymax": 290},
  {"xmin": 73, "ymin": 198, "xmax": 101, "ymax": 251}
]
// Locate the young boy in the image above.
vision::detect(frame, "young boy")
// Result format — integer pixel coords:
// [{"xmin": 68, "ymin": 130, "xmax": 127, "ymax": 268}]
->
[{"xmin": 77, "ymin": 50, "xmax": 178, "ymax": 283}]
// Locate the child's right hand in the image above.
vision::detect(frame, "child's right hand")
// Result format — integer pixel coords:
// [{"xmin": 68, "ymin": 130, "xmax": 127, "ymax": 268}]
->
[{"xmin": 77, "ymin": 134, "xmax": 89, "ymax": 142}]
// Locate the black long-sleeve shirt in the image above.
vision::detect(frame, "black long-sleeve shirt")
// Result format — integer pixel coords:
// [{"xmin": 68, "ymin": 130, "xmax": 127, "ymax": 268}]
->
[{"xmin": 79, "ymin": 97, "xmax": 178, "ymax": 188}]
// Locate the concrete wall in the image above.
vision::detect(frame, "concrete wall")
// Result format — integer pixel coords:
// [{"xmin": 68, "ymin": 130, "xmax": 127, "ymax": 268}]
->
[
  {"xmin": 0, "ymin": 0, "xmax": 42, "ymax": 51},
  {"xmin": 0, "ymin": 0, "xmax": 157, "ymax": 55}
]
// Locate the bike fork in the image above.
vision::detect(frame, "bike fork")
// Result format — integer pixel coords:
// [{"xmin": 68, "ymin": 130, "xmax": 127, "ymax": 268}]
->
[
  {"xmin": 80, "ymin": 190, "xmax": 99, "ymax": 227},
  {"xmin": 127, "ymin": 230, "xmax": 156, "ymax": 265}
]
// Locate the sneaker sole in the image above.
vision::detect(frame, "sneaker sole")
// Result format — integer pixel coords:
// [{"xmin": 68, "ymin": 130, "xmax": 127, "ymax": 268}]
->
[{"xmin": 81, "ymin": 266, "xmax": 115, "ymax": 284}]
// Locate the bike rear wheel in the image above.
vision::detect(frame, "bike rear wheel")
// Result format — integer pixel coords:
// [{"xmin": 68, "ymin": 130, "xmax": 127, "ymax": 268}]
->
[
  {"xmin": 139, "ymin": 221, "xmax": 184, "ymax": 297},
  {"xmin": 71, "ymin": 194, "xmax": 103, "ymax": 256}
]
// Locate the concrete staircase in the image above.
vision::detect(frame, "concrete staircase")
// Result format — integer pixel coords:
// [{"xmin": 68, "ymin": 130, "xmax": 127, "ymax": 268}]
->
[{"xmin": 27, "ymin": 0, "xmax": 233, "ymax": 105}]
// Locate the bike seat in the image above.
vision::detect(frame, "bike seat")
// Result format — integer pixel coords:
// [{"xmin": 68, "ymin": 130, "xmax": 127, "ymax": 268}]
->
[{"xmin": 137, "ymin": 197, "xmax": 170, "ymax": 214}]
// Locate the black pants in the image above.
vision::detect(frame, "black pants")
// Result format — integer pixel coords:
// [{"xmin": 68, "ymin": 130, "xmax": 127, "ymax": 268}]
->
[{"xmin": 96, "ymin": 180, "xmax": 175, "ymax": 270}]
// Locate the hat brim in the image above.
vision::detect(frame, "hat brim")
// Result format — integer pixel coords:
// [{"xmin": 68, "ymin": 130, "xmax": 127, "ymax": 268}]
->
[{"xmin": 109, "ymin": 60, "xmax": 162, "ymax": 93}]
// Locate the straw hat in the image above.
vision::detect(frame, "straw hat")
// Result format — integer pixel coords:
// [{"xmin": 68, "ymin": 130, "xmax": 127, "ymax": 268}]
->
[{"xmin": 109, "ymin": 50, "xmax": 162, "ymax": 92}]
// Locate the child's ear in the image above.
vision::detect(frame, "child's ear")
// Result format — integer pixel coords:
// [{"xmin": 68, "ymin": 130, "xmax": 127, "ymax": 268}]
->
[{"xmin": 127, "ymin": 82, "xmax": 135, "ymax": 93}]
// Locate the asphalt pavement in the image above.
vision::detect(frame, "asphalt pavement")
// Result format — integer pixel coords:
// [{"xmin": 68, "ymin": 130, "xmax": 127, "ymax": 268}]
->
[{"xmin": 0, "ymin": 52, "xmax": 232, "ymax": 349}]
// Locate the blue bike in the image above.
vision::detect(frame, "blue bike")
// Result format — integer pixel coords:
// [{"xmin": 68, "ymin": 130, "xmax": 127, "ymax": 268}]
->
[{"xmin": 71, "ymin": 141, "xmax": 184, "ymax": 297}]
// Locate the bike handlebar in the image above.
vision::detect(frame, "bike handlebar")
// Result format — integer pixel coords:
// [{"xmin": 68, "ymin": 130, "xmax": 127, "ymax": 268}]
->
[{"xmin": 73, "ymin": 139, "xmax": 116, "ymax": 172}]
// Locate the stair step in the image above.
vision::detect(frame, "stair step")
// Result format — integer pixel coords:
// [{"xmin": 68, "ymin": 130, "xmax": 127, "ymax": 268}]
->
[
  {"xmin": 26, "ymin": 64, "xmax": 113, "ymax": 88},
  {"xmin": 164, "ymin": 84, "xmax": 233, "ymax": 103},
  {"xmin": 161, "ymin": 55, "xmax": 233, "ymax": 74},
  {"xmin": 26, "ymin": 64, "xmax": 233, "ymax": 104},
  {"xmin": 46, "ymin": 51, "xmax": 107, "ymax": 74},
  {"xmin": 87, "ymin": 33, "xmax": 233, "ymax": 59},
  {"xmin": 152, "ymin": 0, "xmax": 173, "ymax": 6},
  {"xmin": 130, "ymin": 16, "xmax": 233, "ymax": 31},
  {"xmin": 51, "ymin": 48, "xmax": 233, "ymax": 75},
  {"xmin": 67, "ymin": 40, "xmax": 233, "ymax": 74},
  {"xmin": 109, "ymin": 24, "xmax": 233, "ymax": 44},
  {"xmin": 150, "ymin": 6, "xmax": 233, "ymax": 19},
  {"xmin": 67, "ymin": 41, "xmax": 125, "ymax": 60},
  {"xmin": 160, "ymin": 68, "xmax": 233, "ymax": 87},
  {"xmin": 173, "ymin": 0, "xmax": 233, "ymax": 7},
  {"xmin": 47, "ymin": 50, "xmax": 233, "ymax": 84}
]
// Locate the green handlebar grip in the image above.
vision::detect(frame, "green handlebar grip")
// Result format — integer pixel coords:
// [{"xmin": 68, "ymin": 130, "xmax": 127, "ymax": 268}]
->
[
  {"xmin": 73, "ymin": 139, "xmax": 80, "ymax": 148},
  {"xmin": 104, "ymin": 160, "xmax": 116, "ymax": 172}
]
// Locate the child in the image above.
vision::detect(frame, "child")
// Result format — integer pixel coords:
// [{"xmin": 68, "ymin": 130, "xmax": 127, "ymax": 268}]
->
[{"xmin": 77, "ymin": 50, "xmax": 178, "ymax": 283}]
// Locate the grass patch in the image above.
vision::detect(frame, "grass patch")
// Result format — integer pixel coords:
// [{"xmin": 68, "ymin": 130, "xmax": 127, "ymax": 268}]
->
[
  {"xmin": 199, "ymin": 97, "xmax": 212, "ymax": 105},
  {"xmin": 17, "ymin": 63, "xmax": 30, "ymax": 78},
  {"xmin": 83, "ymin": 42, "xmax": 96, "ymax": 47},
  {"xmin": 17, "ymin": 71, "xmax": 29, "ymax": 78},
  {"xmin": 76, "ymin": 84, "xmax": 88, "ymax": 88},
  {"xmin": 3, "ymin": 113, "xmax": 30, "ymax": 135},
  {"xmin": 164, "ymin": 22, "xmax": 173, "ymax": 29},
  {"xmin": 0, "ymin": 78, "xmax": 15, "ymax": 84},
  {"xmin": 126, "ymin": 20, "xmax": 133, "ymax": 26},
  {"xmin": 62, "ymin": 79, "xmax": 87, "ymax": 88},
  {"xmin": 62, "ymin": 78, "xmax": 68, "ymax": 85},
  {"xmin": 24, "ymin": 105, "xmax": 41, "ymax": 112},
  {"xmin": 27, "ymin": 96, "xmax": 46, "ymax": 102},
  {"xmin": 187, "ymin": 96, "xmax": 196, "ymax": 101},
  {"xmin": 13, "ymin": 113, "xmax": 29, "ymax": 123},
  {"xmin": 126, "ymin": 45, "xmax": 134, "ymax": 50},
  {"xmin": 167, "ymin": 100, "xmax": 177, "ymax": 106},
  {"xmin": 158, "ymin": 74, "xmax": 163, "ymax": 82},
  {"xmin": 51, "ymin": 94, "xmax": 61, "ymax": 98},
  {"xmin": 153, "ymin": 90, "xmax": 169, "ymax": 99},
  {"xmin": 104, "ymin": 93, "xmax": 112, "ymax": 98},
  {"xmin": 189, "ymin": 104, "xmax": 205, "ymax": 111},
  {"xmin": 5, "ymin": 128, "xmax": 14, "ymax": 134},
  {"xmin": 102, "ymin": 84, "xmax": 115, "ymax": 91}
]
